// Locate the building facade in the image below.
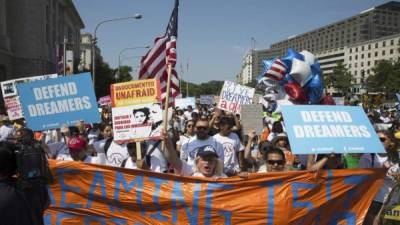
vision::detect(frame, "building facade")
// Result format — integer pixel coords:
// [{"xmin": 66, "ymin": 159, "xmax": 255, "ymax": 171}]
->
[
  {"xmin": 270, "ymin": 1, "xmax": 400, "ymax": 56},
  {"xmin": 0, "ymin": 0, "xmax": 84, "ymax": 81},
  {"xmin": 79, "ymin": 32, "xmax": 102, "ymax": 72}
]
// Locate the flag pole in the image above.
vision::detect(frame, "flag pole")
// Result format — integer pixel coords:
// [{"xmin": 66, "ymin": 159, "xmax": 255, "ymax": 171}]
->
[{"xmin": 163, "ymin": 63, "xmax": 173, "ymax": 132}]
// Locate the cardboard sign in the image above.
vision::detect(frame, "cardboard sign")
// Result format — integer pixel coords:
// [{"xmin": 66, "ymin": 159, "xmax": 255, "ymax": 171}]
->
[
  {"xmin": 281, "ymin": 105, "xmax": 385, "ymax": 154},
  {"xmin": 200, "ymin": 95, "xmax": 214, "ymax": 105},
  {"xmin": 175, "ymin": 97, "xmax": 196, "ymax": 109},
  {"xmin": 333, "ymin": 97, "xmax": 345, "ymax": 105},
  {"xmin": 44, "ymin": 160, "xmax": 384, "ymax": 225},
  {"xmin": 17, "ymin": 73, "xmax": 100, "ymax": 131},
  {"xmin": 98, "ymin": 95, "xmax": 111, "ymax": 106},
  {"xmin": 241, "ymin": 104, "xmax": 264, "ymax": 135},
  {"xmin": 110, "ymin": 79, "xmax": 160, "ymax": 107},
  {"xmin": 0, "ymin": 74, "xmax": 58, "ymax": 120},
  {"xmin": 112, "ymin": 103, "xmax": 163, "ymax": 141},
  {"xmin": 4, "ymin": 96, "xmax": 23, "ymax": 121},
  {"xmin": 217, "ymin": 81, "xmax": 255, "ymax": 114}
]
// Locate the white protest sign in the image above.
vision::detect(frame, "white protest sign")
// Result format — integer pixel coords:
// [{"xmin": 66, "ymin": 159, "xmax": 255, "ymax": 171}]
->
[
  {"xmin": 112, "ymin": 103, "xmax": 163, "ymax": 141},
  {"xmin": 217, "ymin": 81, "xmax": 255, "ymax": 114},
  {"xmin": 1, "ymin": 74, "xmax": 58, "ymax": 120},
  {"xmin": 241, "ymin": 104, "xmax": 264, "ymax": 135},
  {"xmin": 175, "ymin": 97, "xmax": 196, "ymax": 109}
]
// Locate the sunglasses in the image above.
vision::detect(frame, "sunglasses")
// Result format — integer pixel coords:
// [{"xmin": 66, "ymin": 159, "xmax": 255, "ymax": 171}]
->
[
  {"xmin": 196, "ymin": 126, "xmax": 208, "ymax": 130},
  {"xmin": 267, "ymin": 160, "xmax": 284, "ymax": 166}
]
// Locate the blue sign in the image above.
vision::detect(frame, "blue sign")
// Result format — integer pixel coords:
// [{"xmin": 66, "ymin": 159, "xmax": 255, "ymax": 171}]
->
[
  {"xmin": 17, "ymin": 73, "xmax": 100, "ymax": 131},
  {"xmin": 281, "ymin": 105, "xmax": 385, "ymax": 154}
]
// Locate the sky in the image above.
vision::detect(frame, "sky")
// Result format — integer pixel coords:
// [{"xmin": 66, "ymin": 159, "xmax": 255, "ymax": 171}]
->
[{"xmin": 73, "ymin": 0, "xmax": 390, "ymax": 84}]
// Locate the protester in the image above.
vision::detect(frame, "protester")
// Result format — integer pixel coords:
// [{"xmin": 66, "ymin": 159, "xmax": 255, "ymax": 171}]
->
[
  {"xmin": 176, "ymin": 120, "xmax": 195, "ymax": 152},
  {"xmin": 162, "ymin": 130, "xmax": 227, "ymax": 178},
  {"xmin": 0, "ymin": 116, "xmax": 14, "ymax": 141},
  {"xmin": 184, "ymin": 105, "xmax": 194, "ymax": 121},
  {"xmin": 359, "ymin": 131, "xmax": 400, "ymax": 225},
  {"xmin": 121, "ymin": 142, "xmax": 149, "ymax": 170},
  {"xmin": 180, "ymin": 118, "xmax": 225, "ymax": 168},
  {"xmin": 213, "ymin": 116, "xmax": 244, "ymax": 176},
  {"xmin": 67, "ymin": 136, "xmax": 106, "ymax": 164},
  {"xmin": 258, "ymin": 147, "xmax": 288, "ymax": 173}
]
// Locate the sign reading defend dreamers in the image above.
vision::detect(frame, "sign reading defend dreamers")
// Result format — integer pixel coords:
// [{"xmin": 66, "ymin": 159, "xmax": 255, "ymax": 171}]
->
[
  {"xmin": 282, "ymin": 105, "xmax": 385, "ymax": 154},
  {"xmin": 17, "ymin": 73, "xmax": 100, "ymax": 131}
]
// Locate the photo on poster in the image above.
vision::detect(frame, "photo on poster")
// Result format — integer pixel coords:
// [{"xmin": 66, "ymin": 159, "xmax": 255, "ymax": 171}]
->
[{"xmin": 112, "ymin": 103, "xmax": 163, "ymax": 141}]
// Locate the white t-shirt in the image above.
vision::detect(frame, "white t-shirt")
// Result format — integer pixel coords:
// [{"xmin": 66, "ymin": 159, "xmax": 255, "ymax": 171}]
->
[
  {"xmin": 213, "ymin": 132, "xmax": 244, "ymax": 174},
  {"xmin": 123, "ymin": 157, "xmax": 138, "ymax": 169},
  {"xmin": 176, "ymin": 134, "xmax": 192, "ymax": 148},
  {"xmin": 94, "ymin": 139, "xmax": 128, "ymax": 167},
  {"xmin": 47, "ymin": 142, "xmax": 70, "ymax": 161},
  {"xmin": 0, "ymin": 125, "xmax": 14, "ymax": 141},
  {"xmin": 87, "ymin": 129, "xmax": 100, "ymax": 145},
  {"xmin": 179, "ymin": 160, "xmax": 227, "ymax": 178},
  {"xmin": 359, "ymin": 153, "xmax": 400, "ymax": 203},
  {"xmin": 146, "ymin": 140, "xmax": 167, "ymax": 173},
  {"xmin": 180, "ymin": 136, "xmax": 225, "ymax": 168},
  {"xmin": 184, "ymin": 111, "xmax": 193, "ymax": 121}
]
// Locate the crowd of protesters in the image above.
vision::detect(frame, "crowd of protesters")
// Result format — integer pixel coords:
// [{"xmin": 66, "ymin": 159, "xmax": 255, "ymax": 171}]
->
[{"xmin": 0, "ymin": 101, "xmax": 399, "ymax": 224}]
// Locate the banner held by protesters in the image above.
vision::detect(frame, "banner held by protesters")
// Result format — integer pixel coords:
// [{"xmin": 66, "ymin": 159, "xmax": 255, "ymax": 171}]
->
[{"xmin": 44, "ymin": 160, "xmax": 384, "ymax": 225}]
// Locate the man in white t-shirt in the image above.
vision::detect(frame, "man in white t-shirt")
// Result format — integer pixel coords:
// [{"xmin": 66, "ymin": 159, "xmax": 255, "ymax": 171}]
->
[
  {"xmin": 213, "ymin": 117, "xmax": 244, "ymax": 176},
  {"xmin": 180, "ymin": 119, "xmax": 224, "ymax": 168},
  {"xmin": 183, "ymin": 105, "xmax": 194, "ymax": 121},
  {"xmin": 162, "ymin": 130, "xmax": 226, "ymax": 178},
  {"xmin": 66, "ymin": 137, "xmax": 105, "ymax": 164},
  {"xmin": 121, "ymin": 142, "xmax": 149, "ymax": 169},
  {"xmin": 0, "ymin": 116, "xmax": 14, "ymax": 141}
]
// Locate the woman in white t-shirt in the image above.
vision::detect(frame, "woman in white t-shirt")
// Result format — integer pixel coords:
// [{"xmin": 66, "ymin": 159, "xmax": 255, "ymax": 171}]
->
[
  {"xmin": 176, "ymin": 120, "xmax": 195, "ymax": 153},
  {"xmin": 359, "ymin": 131, "xmax": 400, "ymax": 224}
]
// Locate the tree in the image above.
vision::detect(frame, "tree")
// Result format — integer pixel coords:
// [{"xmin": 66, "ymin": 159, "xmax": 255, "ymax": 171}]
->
[
  {"xmin": 114, "ymin": 66, "xmax": 133, "ymax": 83},
  {"xmin": 180, "ymin": 80, "xmax": 224, "ymax": 97},
  {"xmin": 324, "ymin": 62, "xmax": 352, "ymax": 96},
  {"xmin": 94, "ymin": 59, "xmax": 116, "ymax": 98},
  {"xmin": 366, "ymin": 59, "xmax": 400, "ymax": 98}
]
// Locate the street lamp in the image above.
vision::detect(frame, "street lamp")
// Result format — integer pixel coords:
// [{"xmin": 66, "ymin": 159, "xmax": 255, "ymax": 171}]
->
[
  {"xmin": 92, "ymin": 13, "xmax": 142, "ymax": 87},
  {"xmin": 118, "ymin": 45, "xmax": 150, "ymax": 79}
]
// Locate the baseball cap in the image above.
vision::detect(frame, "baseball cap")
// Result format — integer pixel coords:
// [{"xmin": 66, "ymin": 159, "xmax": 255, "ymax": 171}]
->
[
  {"xmin": 68, "ymin": 137, "xmax": 87, "ymax": 151},
  {"xmin": 196, "ymin": 145, "xmax": 218, "ymax": 158}
]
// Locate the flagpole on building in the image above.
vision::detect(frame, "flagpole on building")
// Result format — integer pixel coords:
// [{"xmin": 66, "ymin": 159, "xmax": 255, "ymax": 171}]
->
[{"xmin": 163, "ymin": 63, "xmax": 173, "ymax": 132}]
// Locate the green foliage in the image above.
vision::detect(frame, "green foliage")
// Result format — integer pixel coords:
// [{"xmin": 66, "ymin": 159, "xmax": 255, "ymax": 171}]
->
[
  {"xmin": 180, "ymin": 80, "xmax": 224, "ymax": 97},
  {"xmin": 94, "ymin": 59, "xmax": 116, "ymax": 98},
  {"xmin": 366, "ymin": 59, "xmax": 400, "ymax": 97},
  {"xmin": 324, "ymin": 62, "xmax": 353, "ymax": 96},
  {"xmin": 115, "ymin": 66, "xmax": 133, "ymax": 83}
]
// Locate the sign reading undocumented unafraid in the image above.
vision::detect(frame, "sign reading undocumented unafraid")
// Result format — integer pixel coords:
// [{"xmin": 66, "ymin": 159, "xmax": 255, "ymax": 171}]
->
[
  {"xmin": 17, "ymin": 72, "xmax": 100, "ymax": 131},
  {"xmin": 281, "ymin": 105, "xmax": 385, "ymax": 154},
  {"xmin": 110, "ymin": 79, "xmax": 161, "ymax": 107}
]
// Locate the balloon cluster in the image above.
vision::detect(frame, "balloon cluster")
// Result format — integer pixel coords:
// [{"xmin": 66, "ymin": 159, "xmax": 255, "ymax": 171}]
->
[{"xmin": 257, "ymin": 48, "xmax": 334, "ymax": 111}]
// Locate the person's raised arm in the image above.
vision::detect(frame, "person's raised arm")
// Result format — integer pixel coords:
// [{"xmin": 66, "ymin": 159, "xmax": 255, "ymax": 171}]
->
[
  {"xmin": 244, "ymin": 130, "xmax": 257, "ymax": 163},
  {"xmin": 209, "ymin": 109, "xmax": 221, "ymax": 128},
  {"xmin": 161, "ymin": 130, "xmax": 182, "ymax": 172}
]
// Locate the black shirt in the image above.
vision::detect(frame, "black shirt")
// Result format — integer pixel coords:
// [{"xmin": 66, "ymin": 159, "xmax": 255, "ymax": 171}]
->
[{"xmin": 0, "ymin": 177, "xmax": 49, "ymax": 225}]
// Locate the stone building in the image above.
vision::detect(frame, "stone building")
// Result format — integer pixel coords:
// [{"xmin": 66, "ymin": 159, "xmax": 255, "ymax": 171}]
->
[{"xmin": 0, "ymin": 0, "xmax": 84, "ymax": 81}]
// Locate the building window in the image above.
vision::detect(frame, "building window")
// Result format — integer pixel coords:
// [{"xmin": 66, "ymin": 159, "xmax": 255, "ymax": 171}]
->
[
  {"xmin": 349, "ymin": 56, "xmax": 352, "ymax": 61},
  {"xmin": 361, "ymin": 54, "xmax": 364, "ymax": 59},
  {"xmin": 355, "ymin": 63, "xmax": 357, "ymax": 68},
  {"xmin": 350, "ymin": 48, "xmax": 352, "ymax": 53},
  {"xmin": 367, "ymin": 69, "xmax": 370, "ymax": 74},
  {"xmin": 362, "ymin": 46, "xmax": 364, "ymax": 51},
  {"xmin": 368, "ymin": 44, "xmax": 371, "ymax": 50},
  {"xmin": 391, "ymin": 39, "xmax": 394, "ymax": 45},
  {"xmin": 355, "ymin": 55, "xmax": 358, "ymax": 60},
  {"xmin": 375, "ymin": 43, "xmax": 378, "ymax": 48},
  {"xmin": 367, "ymin": 61, "xmax": 370, "ymax": 66},
  {"xmin": 355, "ymin": 47, "xmax": 358, "ymax": 52},
  {"xmin": 375, "ymin": 52, "xmax": 378, "ymax": 57},
  {"xmin": 368, "ymin": 53, "xmax": 371, "ymax": 58},
  {"xmin": 355, "ymin": 70, "xmax": 358, "ymax": 75},
  {"xmin": 390, "ymin": 49, "xmax": 394, "ymax": 54},
  {"xmin": 361, "ymin": 62, "xmax": 364, "ymax": 67},
  {"xmin": 382, "ymin": 50, "xmax": 385, "ymax": 56},
  {"xmin": 383, "ymin": 41, "xmax": 386, "ymax": 47},
  {"xmin": 374, "ymin": 60, "xmax": 378, "ymax": 65}
]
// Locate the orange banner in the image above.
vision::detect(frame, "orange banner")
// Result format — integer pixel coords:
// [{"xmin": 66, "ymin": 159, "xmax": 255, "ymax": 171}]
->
[
  {"xmin": 110, "ymin": 79, "xmax": 161, "ymax": 107},
  {"xmin": 44, "ymin": 160, "xmax": 384, "ymax": 225}
]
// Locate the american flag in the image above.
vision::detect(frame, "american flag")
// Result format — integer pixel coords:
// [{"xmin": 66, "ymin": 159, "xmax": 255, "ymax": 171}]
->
[
  {"xmin": 263, "ymin": 59, "xmax": 287, "ymax": 81},
  {"xmin": 139, "ymin": 0, "xmax": 180, "ymax": 106}
]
